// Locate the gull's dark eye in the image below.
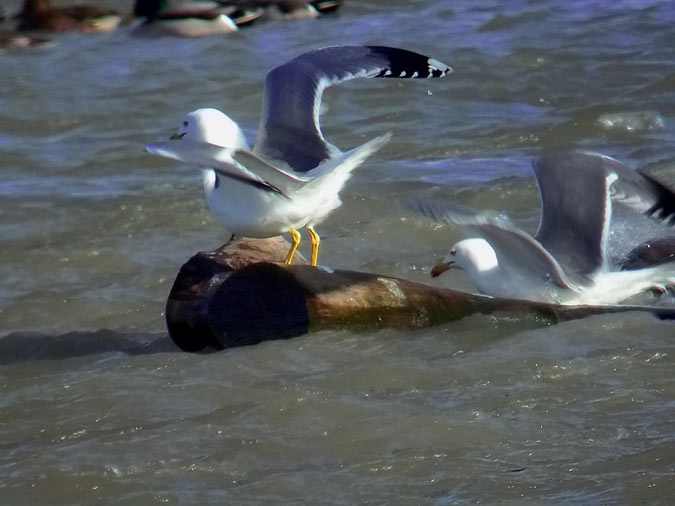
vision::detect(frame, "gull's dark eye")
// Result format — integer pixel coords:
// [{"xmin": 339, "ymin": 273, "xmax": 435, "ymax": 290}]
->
[
  {"xmin": 450, "ymin": 249, "xmax": 456, "ymax": 256},
  {"xmin": 182, "ymin": 121, "xmax": 188, "ymax": 127}
]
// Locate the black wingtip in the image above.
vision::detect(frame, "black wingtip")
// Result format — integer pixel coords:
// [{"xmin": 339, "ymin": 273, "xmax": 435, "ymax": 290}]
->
[
  {"xmin": 368, "ymin": 46, "xmax": 452, "ymax": 79},
  {"xmin": 638, "ymin": 170, "xmax": 675, "ymax": 226}
]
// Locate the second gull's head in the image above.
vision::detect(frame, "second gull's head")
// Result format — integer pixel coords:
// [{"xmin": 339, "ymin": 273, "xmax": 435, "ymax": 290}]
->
[{"xmin": 431, "ymin": 238, "xmax": 499, "ymax": 278}]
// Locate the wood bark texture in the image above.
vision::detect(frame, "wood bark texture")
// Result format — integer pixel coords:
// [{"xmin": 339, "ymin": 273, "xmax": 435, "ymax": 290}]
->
[{"xmin": 166, "ymin": 238, "xmax": 675, "ymax": 351}]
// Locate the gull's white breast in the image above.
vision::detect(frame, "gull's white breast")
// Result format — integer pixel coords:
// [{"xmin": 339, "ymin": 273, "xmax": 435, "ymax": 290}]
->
[{"xmin": 202, "ymin": 169, "xmax": 315, "ymax": 237}]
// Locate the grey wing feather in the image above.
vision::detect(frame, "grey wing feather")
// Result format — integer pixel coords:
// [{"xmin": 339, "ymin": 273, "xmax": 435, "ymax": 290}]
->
[
  {"xmin": 407, "ymin": 198, "xmax": 509, "ymax": 227},
  {"xmin": 620, "ymin": 168, "xmax": 675, "ymax": 224},
  {"xmin": 255, "ymin": 45, "xmax": 451, "ymax": 172},
  {"xmin": 591, "ymin": 152, "xmax": 675, "ymax": 222},
  {"xmin": 534, "ymin": 151, "xmax": 675, "ymax": 276},
  {"xmin": 231, "ymin": 149, "xmax": 311, "ymax": 185},
  {"xmin": 145, "ymin": 140, "xmax": 307, "ymax": 196},
  {"xmin": 533, "ymin": 151, "xmax": 613, "ymax": 276}
]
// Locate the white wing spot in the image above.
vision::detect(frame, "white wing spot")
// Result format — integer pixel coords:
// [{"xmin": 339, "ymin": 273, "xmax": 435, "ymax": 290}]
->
[
  {"xmin": 400, "ymin": 71, "xmax": 407, "ymax": 77},
  {"xmin": 384, "ymin": 69, "xmax": 392, "ymax": 76},
  {"xmin": 412, "ymin": 71, "xmax": 418, "ymax": 78},
  {"xmin": 428, "ymin": 58, "xmax": 447, "ymax": 71}
]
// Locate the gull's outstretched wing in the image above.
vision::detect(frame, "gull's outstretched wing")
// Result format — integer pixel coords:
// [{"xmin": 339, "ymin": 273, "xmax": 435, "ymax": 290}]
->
[
  {"xmin": 409, "ymin": 198, "xmax": 580, "ymax": 290},
  {"xmin": 407, "ymin": 198, "xmax": 505, "ymax": 227},
  {"xmin": 255, "ymin": 45, "xmax": 451, "ymax": 172},
  {"xmin": 615, "ymin": 167, "xmax": 675, "ymax": 224},
  {"xmin": 533, "ymin": 151, "xmax": 614, "ymax": 277},
  {"xmin": 533, "ymin": 151, "xmax": 675, "ymax": 277}
]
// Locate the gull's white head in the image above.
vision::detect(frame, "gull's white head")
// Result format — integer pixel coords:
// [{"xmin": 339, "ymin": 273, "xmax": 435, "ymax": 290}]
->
[
  {"xmin": 172, "ymin": 108, "xmax": 249, "ymax": 150},
  {"xmin": 431, "ymin": 238, "xmax": 499, "ymax": 278}
]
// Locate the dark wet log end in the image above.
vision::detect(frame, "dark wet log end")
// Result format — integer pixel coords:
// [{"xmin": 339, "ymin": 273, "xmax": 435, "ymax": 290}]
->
[{"xmin": 165, "ymin": 237, "xmax": 307, "ymax": 351}]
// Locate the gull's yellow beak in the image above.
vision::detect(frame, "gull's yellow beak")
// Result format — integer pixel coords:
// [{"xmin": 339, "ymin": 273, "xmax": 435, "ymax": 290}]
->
[{"xmin": 430, "ymin": 260, "xmax": 457, "ymax": 278}]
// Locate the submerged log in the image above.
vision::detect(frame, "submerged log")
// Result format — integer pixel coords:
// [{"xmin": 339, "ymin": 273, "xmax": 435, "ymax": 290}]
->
[{"xmin": 166, "ymin": 238, "xmax": 675, "ymax": 352}]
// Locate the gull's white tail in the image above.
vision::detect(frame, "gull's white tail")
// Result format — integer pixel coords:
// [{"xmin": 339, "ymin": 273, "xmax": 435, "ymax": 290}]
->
[
  {"xmin": 575, "ymin": 261, "xmax": 675, "ymax": 305},
  {"xmin": 305, "ymin": 132, "xmax": 392, "ymax": 191}
]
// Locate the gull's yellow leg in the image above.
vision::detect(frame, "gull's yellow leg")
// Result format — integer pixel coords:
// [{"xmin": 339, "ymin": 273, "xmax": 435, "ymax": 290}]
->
[
  {"xmin": 307, "ymin": 226, "xmax": 321, "ymax": 267},
  {"xmin": 284, "ymin": 228, "xmax": 302, "ymax": 264}
]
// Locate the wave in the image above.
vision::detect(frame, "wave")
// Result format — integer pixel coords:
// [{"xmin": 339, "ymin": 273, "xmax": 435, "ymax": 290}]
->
[{"xmin": 0, "ymin": 329, "xmax": 177, "ymax": 365}]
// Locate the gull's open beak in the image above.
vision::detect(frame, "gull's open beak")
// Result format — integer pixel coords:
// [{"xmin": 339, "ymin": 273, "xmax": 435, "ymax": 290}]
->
[
  {"xmin": 430, "ymin": 259, "xmax": 457, "ymax": 278},
  {"xmin": 169, "ymin": 132, "xmax": 186, "ymax": 140}
]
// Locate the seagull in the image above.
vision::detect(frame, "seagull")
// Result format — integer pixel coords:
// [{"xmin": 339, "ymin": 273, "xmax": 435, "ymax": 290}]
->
[
  {"xmin": 411, "ymin": 151, "xmax": 675, "ymax": 305},
  {"xmin": 133, "ymin": 1, "xmax": 264, "ymax": 36},
  {"xmin": 147, "ymin": 45, "xmax": 451, "ymax": 266}
]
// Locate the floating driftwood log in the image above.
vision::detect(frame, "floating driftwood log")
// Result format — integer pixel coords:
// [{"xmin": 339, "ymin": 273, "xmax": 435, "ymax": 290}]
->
[{"xmin": 166, "ymin": 238, "xmax": 675, "ymax": 351}]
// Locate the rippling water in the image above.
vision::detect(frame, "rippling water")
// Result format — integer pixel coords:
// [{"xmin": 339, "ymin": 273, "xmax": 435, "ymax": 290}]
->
[{"xmin": 2, "ymin": 1, "xmax": 675, "ymax": 504}]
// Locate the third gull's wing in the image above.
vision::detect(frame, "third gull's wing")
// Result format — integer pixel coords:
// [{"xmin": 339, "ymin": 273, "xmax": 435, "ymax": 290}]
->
[
  {"xmin": 534, "ymin": 151, "xmax": 675, "ymax": 276},
  {"xmin": 533, "ymin": 151, "xmax": 613, "ymax": 277}
]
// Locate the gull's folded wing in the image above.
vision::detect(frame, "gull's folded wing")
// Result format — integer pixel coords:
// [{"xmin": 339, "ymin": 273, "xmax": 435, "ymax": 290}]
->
[{"xmin": 146, "ymin": 140, "xmax": 308, "ymax": 196}]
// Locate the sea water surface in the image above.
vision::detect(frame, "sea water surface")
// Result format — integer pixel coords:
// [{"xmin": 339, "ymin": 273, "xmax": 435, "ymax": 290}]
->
[{"xmin": 1, "ymin": 0, "xmax": 675, "ymax": 504}]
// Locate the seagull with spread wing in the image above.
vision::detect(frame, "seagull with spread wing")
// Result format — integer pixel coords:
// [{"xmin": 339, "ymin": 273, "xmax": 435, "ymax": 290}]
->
[
  {"xmin": 411, "ymin": 151, "xmax": 675, "ymax": 305},
  {"xmin": 147, "ymin": 45, "xmax": 450, "ymax": 266}
]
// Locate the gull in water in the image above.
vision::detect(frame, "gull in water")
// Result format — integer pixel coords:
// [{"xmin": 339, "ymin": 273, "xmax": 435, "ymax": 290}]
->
[
  {"xmin": 147, "ymin": 45, "xmax": 451, "ymax": 266},
  {"xmin": 411, "ymin": 151, "xmax": 675, "ymax": 305}
]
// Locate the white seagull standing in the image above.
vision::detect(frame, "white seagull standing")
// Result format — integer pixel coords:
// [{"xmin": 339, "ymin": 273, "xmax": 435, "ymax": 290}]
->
[
  {"xmin": 412, "ymin": 151, "xmax": 675, "ymax": 305},
  {"xmin": 147, "ymin": 45, "xmax": 451, "ymax": 266}
]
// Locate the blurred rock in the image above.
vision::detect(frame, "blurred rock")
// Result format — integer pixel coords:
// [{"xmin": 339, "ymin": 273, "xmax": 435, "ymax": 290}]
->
[
  {"xmin": 132, "ymin": 0, "xmax": 265, "ymax": 37},
  {"xmin": 16, "ymin": 0, "xmax": 122, "ymax": 33},
  {"xmin": 0, "ymin": 30, "xmax": 52, "ymax": 48}
]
